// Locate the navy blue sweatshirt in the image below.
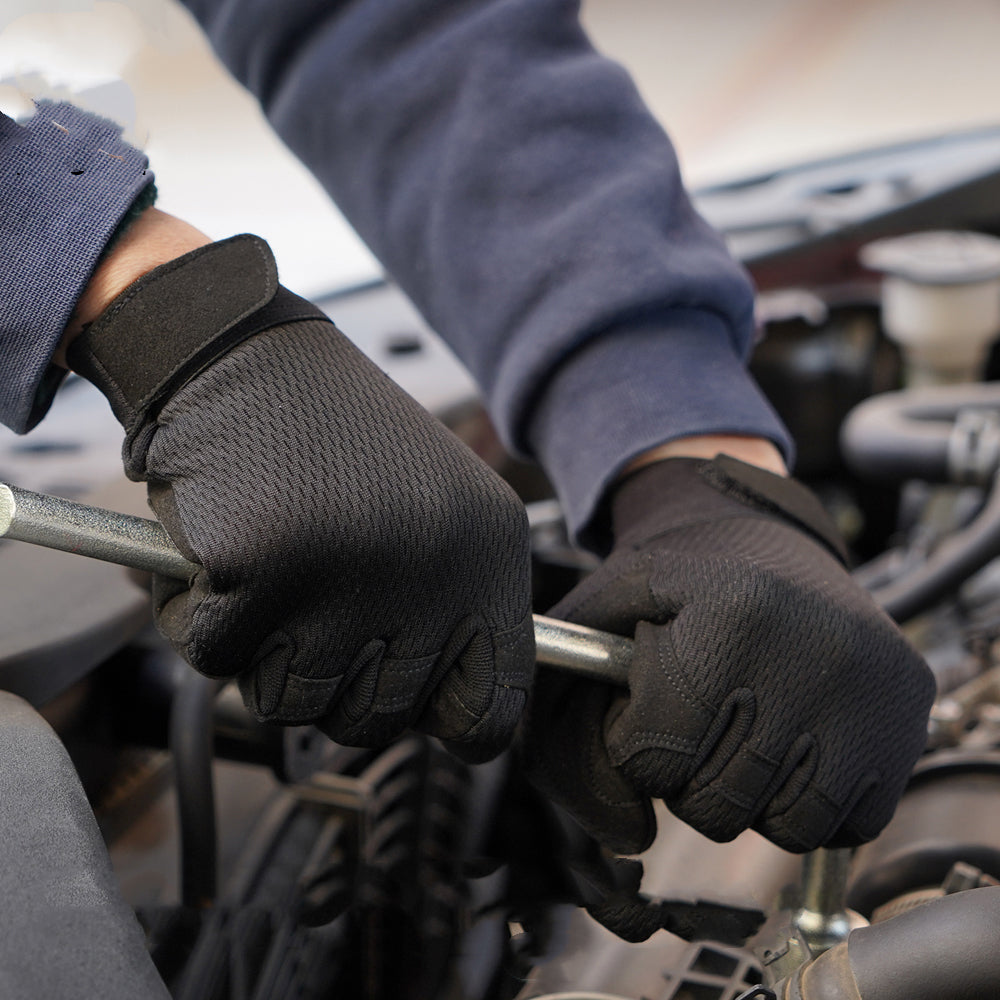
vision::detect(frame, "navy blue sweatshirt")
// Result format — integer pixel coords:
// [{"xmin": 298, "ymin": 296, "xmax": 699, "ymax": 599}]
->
[{"xmin": 0, "ymin": 0, "xmax": 789, "ymax": 543}]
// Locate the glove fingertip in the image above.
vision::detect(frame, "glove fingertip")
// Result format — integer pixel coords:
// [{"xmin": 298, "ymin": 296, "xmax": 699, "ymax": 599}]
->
[
  {"xmin": 589, "ymin": 795, "xmax": 658, "ymax": 856},
  {"xmin": 440, "ymin": 684, "xmax": 526, "ymax": 764}
]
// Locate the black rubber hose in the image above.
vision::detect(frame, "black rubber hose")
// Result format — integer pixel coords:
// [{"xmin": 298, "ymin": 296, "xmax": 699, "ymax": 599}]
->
[
  {"xmin": 839, "ymin": 384, "xmax": 1000, "ymax": 622},
  {"xmin": 868, "ymin": 468, "xmax": 1000, "ymax": 622},
  {"xmin": 783, "ymin": 886, "xmax": 1000, "ymax": 999},
  {"xmin": 850, "ymin": 887, "xmax": 1000, "ymax": 999},
  {"xmin": 170, "ymin": 671, "xmax": 226, "ymax": 909},
  {"xmin": 840, "ymin": 383, "xmax": 1000, "ymax": 485}
]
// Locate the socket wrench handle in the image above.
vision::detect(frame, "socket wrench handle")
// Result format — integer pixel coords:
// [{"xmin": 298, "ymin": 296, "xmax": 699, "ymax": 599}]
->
[
  {"xmin": 0, "ymin": 482, "xmax": 197, "ymax": 579},
  {"xmin": 0, "ymin": 482, "xmax": 630, "ymax": 685}
]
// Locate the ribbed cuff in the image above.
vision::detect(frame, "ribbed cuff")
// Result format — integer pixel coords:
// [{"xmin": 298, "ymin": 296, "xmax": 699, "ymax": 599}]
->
[{"xmin": 525, "ymin": 311, "xmax": 793, "ymax": 551}]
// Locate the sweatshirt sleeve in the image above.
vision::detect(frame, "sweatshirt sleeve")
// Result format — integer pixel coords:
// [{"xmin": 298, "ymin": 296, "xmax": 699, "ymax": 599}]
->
[
  {"xmin": 177, "ymin": 0, "xmax": 791, "ymax": 543},
  {"xmin": 0, "ymin": 102, "xmax": 154, "ymax": 433}
]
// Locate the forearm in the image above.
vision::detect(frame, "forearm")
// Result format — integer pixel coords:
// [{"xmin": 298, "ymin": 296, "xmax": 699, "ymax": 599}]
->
[{"xmin": 178, "ymin": 0, "xmax": 792, "ymax": 539}]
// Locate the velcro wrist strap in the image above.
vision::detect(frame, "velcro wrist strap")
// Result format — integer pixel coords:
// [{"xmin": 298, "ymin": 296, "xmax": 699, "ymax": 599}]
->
[
  {"xmin": 67, "ymin": 234, "xmax": 325, "ymax": 429},
  {"xmin": 701, "ymin": 454, "xmax": 849, "ymax": 564},
  {"xmin": 611, "ymin": 455, "xmax": 849, "ymax": 566}
]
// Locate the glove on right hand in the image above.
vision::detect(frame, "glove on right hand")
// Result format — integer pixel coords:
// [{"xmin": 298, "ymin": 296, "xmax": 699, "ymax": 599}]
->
[
  {"xmin": 522, "ymin": 456, "xmax": 936, "ymax": 854},
  {"xmin": 69, "ymin": 236, "xmax": 534, "ymax": 762}
]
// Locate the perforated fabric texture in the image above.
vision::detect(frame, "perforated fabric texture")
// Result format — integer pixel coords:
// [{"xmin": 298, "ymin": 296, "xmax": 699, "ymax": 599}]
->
[
  {"xmin": 141, "ymin": 319, "xmax": 534, "ymax": 760},
  {"xmin": 522, "ymin": 457, "xmax": 936, "ymax": 854},
  {"xmin": 73, "ymin": 241, "xmax": 535, "ymax": 762}
]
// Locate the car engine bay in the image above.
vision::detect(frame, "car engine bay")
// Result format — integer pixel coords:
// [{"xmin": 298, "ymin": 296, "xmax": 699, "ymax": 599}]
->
[{"xmin": 4, "ymin": 127, "xmax": 1000, "ymax": 998}]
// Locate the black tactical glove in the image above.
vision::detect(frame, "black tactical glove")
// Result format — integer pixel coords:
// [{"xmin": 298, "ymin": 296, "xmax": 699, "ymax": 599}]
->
[
  {"xmin": 522, "ymin": 455, "xmax": 936, "ymax": 854},
  {"xmin": 69, "ymin": 235, "xmax": 534, "ymax": 761}
]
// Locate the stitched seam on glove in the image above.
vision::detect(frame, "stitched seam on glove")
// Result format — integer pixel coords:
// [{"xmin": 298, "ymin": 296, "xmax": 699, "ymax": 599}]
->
[
  {"xmin": 653, "ymin": 606, "xmax": 718, "ymax": 722},
  {"xmin": 767, "ymin": 780, "xmax": 844, "ymax": 826},
  {"xmin": 685, "ymin": 781, "xmax": 758, "ymax": 814},
  {"xmin": 444, "ymin": 683, "xmax": 526, "ymax": 746},
  {"xmin": 264, "ymin": 673, "xmax": 344, "ymax": 721},
  {"xmin": 368, "ymin": 655, "xmax": 439, "ymax": 713},
  {"xmin": 490, "ymin": 615, "xmax": 535, "ymax": 687},
  {"xmin": 701, "ymin": 456, "xmax": 848, "ymax": 564}
]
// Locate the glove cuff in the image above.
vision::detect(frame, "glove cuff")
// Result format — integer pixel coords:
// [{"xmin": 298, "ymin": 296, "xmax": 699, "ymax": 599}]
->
[
  {"xmin": 67, "ymin": 234, "xmax": 326, "ymax": 430},
  {"xmin": 612, "ymin": 455, "xmax": 849, "ymax": 565}
]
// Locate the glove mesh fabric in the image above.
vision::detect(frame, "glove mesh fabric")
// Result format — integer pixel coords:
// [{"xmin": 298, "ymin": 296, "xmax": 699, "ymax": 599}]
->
[
  {"xmin": 71, "ymin": 237, "xmax": 534, "ymax": 762},
  {"xmin": 523, "ymin": 456, "xmax": 935, "ymax": 853}
]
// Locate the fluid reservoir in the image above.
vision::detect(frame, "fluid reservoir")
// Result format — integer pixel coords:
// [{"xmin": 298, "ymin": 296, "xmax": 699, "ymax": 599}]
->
[{"xmin": 861, "ymin": 230, "xmax": 1000, "ymax": 385}]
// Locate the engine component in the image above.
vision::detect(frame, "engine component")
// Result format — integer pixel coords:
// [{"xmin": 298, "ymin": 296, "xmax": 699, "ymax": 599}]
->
[
  {"xmin": 751, "ymin": 296, "xmax": 893, "ymax": 481},
  {"xmin": 772, "ymin": 886, "xmax": 1000, "ymax": 1000},
  {"xmin": 527, "ymin": 939, "xmax": 768, "ymax": 1000},
  {"xmin": 847, "ymin": 750, "xmax": 1000, "ymax": 918},
  {"xmin": 867, "ymin": 471, "xmax": 1000, "ymax": 623},
  {"xmin": 143, "ymin": 736, "xmax": 479, "ymax": 1000},
  {"xmin": 757, "ymin": 850, "xmax": 867, "ymax": 989},
  {"xmin": 841, "ymin": 382, "xmax": 1000, "ymax": 485},
  {"xmin": 860, "ymin": 230, "xmax": 1000, "ymax": 385},
  {"xmin": 790, "ymin": 850, "xmax": 858, "ymax": 957},
  {"xmin": 171, "ymin": 669, "xmax": 224, "ymax": 909},
  {"xmin": 692, "ymin": 125, "xmax": 1000, "ymax": 290}
]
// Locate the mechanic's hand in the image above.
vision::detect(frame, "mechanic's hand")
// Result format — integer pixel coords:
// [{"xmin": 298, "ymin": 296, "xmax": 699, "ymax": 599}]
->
[
  {"xmin": 68, "ymin": 234, "xmax": 534, "ymax": 761},
  {"xmin": 521, "ymin": 455, "xmax": 936, "ymax": 854}
]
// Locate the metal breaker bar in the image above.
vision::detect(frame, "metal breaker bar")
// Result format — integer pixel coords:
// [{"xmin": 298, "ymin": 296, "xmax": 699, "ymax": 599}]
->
[{"xmin": 0, "ymin": 483, "xmax": 631, "ymax": 686}]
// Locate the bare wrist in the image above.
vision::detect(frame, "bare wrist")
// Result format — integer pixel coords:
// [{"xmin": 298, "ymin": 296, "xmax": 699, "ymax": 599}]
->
[
  {"xmin": 622, "ymin": 434, "xmax": 789, "ymax": 479},
  {"xmin": 56, "ymin": 208, "xmax": 211, "ymax": 367}
]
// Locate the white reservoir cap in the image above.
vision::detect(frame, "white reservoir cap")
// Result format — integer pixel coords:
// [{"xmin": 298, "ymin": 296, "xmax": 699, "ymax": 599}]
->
[{"xmin": 861, "ymin": 231, "xmax": 1000, "ymax": 384}]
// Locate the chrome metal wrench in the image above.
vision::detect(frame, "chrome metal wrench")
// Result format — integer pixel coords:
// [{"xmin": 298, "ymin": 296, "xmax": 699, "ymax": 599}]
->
[{"xmin": 0, "ymin": 482, "xmax": 631, "ymax": 686}]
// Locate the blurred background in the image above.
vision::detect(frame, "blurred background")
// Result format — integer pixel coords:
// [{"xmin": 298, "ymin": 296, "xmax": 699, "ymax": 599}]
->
[
  {"xmin": 4, "ymin": 11, "xmax": 1000, "ymax": 992},
  {"xmin": 3, "ymin": 0, "xmax": 1000, "ymax": 302}
]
